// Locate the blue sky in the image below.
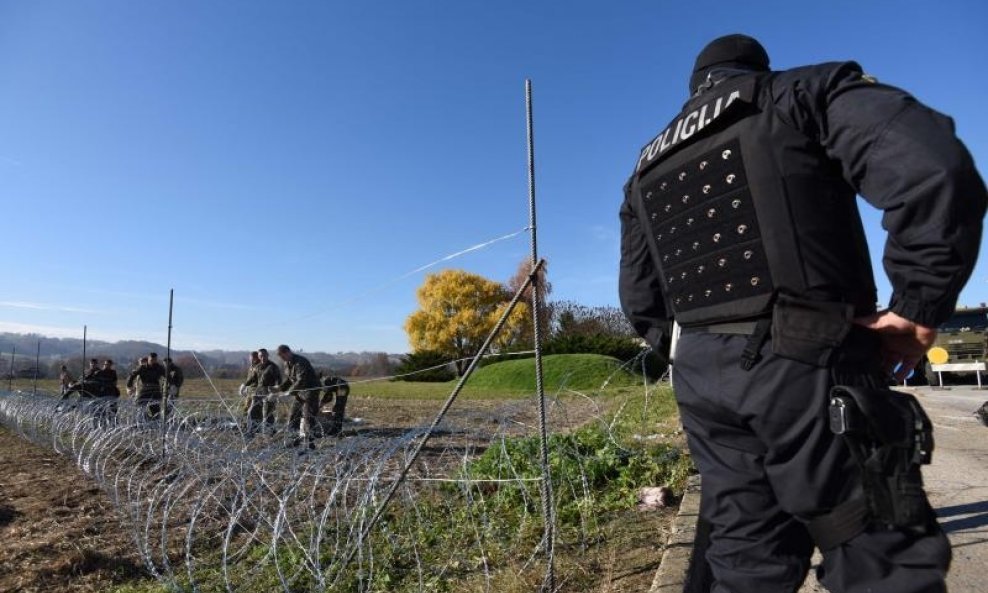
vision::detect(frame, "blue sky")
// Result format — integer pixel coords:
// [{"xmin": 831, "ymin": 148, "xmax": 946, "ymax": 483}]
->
[{"xmin": 0, "ymin": 0, "xmax": 985, "ymax": 353}]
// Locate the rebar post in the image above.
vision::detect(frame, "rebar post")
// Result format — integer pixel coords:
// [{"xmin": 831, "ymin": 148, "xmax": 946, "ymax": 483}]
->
[{"xmin": 526, "ymin": 78, "xmax": 556, "ymax": 592}]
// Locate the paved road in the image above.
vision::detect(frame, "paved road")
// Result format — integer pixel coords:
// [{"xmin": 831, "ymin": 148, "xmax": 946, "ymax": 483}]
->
[{"xmin": 801, "ymin": 386, "xmax": 988, "ymax": 592}]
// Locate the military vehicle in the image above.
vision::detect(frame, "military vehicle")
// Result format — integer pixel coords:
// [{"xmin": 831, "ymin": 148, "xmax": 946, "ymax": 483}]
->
[{"xmin": 924, "ymin": 305, "xmax": 988, "ymax": 385}]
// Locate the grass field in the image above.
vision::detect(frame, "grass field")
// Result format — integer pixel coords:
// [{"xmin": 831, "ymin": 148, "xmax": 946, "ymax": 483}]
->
[
  {"xmin": 2, "ymin": 354, "xmax": 686, "ymax": 593},
  {"xmin": 15, "ymin": 353, "xmax": 646, "ymax": 401}
]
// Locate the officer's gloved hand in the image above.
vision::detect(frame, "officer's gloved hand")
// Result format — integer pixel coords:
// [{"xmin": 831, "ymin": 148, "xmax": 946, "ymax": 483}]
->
[{"xmin": 239, "ymin": 384, "xmax": 248, "ymax": 397}]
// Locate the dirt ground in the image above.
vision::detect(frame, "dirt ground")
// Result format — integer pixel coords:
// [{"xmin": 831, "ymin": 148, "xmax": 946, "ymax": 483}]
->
[
  {"xmin": 0, "ymin": 390, "xmax": 682, "ymax": 593},
  {"xmin": 0, "ymin": 427, "xmax": 149, "ymax": 593}
]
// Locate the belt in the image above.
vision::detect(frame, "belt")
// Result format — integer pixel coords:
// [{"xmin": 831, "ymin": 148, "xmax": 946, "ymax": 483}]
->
[{"xmin": 680, "ymin": 321, "xmax": 760, "ymax": 336}]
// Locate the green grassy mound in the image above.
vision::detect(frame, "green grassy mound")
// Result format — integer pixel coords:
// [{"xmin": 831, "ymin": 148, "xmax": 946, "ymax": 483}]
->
[{"xmin": 467, "ymin": 353, "xmax": 640, "ymax": 392}]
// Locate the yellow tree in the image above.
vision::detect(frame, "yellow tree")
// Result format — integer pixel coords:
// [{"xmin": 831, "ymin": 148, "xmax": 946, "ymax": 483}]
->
[
  {"xmin": 405, "ymin": 269, "xmax": 530, "ymax": 375},
  {"xmin": 505, "ymin": 257, "xmax": 551, "ymax": 344}
]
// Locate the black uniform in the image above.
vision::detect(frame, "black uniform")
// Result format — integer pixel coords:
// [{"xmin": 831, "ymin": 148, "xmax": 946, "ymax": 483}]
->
[
  {"xmin": 279, "ymin": 354, "xmax": 322, "ymax": 445},
  {"xmin": 620, "ymin": 35, "xmax": 985, "ymax": 593}
]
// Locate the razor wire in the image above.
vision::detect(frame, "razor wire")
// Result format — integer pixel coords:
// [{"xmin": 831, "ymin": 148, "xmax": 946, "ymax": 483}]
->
[
  {"xmin": 0, "ymin": 348, "xmax": 674, "ymax": 593},
  {"xmin": 0, "ymin": 79, "xmax": 690, "ymax": 593}
]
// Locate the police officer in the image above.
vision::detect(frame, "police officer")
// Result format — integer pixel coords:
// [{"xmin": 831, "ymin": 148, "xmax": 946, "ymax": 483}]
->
[
  {"xmin": 620, "ymin": 34, "xmax": 986, "ymax": 593},
  {"xmin": 127, "ymin": 353, "xmax": 167, "ymax": 420},
  {"xmin": 276, "ymin": 344, "xmax": 321, "ymax": 450}
]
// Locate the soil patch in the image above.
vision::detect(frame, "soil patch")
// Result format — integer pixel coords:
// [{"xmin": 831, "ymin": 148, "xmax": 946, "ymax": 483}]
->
[{"xmin": 0, "ymin": 427, "xmax": 148, "ymax": 593}]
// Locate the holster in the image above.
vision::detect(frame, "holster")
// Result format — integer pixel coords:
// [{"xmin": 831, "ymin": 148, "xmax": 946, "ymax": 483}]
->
[{"xmin": 809, "ymin": 384, "xmax": 935, "ymax": 549}]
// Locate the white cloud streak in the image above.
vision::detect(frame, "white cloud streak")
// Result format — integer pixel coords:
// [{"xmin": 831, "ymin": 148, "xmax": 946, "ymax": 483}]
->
[{"xmin": 0, "ymin": 301, "xmax": 104, "ymax": 314}]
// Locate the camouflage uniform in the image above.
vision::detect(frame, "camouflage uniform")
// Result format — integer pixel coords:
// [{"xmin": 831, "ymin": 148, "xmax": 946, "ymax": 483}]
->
[
  {"xmin": 256, "ymin": 361, "xmax": 281, "ymax": 430},
  {"xmin": 243, "ymin": 361, "xmax": 281, "ymax": 434},
  {"xmin": 127, "ymin": 362, "xmax": 166, "ymax": 420},
  {"xmin": 58, "ymin": 368, "xmax": 73, "ymax": 397},
  {"xmin": 279, "ymin": 354, "xmax": 322, "ymax": 445},
  {"xmin": 61, "ymin": 363, "xmax": 102, "ymax": 400},
  {"xmin": 93, "ymin": 367, "xmax": 120, "ymax": 424},
  {"xmin": 96, "ymin": 368, "xmax": 120, "ymax": 397},
  {"xmin": 165, "ymin": 362, "xmax": 184, "ymax": 398},
  {"xmin": 321, "ymin": 375, "xmax": 350, "ymax": 436},
  {"xmin": 241, "ymin": 362, "xmax": 260, "ymax": 414}
]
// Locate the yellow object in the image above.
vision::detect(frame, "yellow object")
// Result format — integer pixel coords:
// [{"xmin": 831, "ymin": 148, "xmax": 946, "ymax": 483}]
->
[{"xmin": 927, "ymin": 347, "xmax": 949, "ymax": 365}]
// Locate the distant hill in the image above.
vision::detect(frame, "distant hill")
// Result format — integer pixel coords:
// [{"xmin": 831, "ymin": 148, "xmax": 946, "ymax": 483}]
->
[{"xmin": 0, "ymin": 332, "xmax": 401, "ymax": 377}]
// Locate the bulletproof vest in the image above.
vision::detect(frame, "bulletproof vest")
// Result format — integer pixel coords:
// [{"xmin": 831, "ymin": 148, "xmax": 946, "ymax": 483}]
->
[{"xmin": 630, "ymin": 73, "xmax": 876, "ymax": 326}]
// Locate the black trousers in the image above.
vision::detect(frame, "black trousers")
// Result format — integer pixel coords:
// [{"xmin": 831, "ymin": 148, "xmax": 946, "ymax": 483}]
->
[{"xmin": 673, "ymin": 330, "xmax": 950, "ymax": 593}]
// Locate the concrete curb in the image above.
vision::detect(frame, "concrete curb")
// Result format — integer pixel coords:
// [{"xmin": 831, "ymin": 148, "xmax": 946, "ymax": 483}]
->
[{"xmin": 649, "ymin": 474, "xmax": 702, "ymax": 592}]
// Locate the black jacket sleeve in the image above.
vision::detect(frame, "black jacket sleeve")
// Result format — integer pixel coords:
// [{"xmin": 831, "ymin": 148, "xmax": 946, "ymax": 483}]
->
[
  {"xmin": 774, "ymin": 61, "xmax": 987, "ymax": 327},
  {"xmin": 619, "ymin": 179, "xmax": 672, "ymax": 354}
]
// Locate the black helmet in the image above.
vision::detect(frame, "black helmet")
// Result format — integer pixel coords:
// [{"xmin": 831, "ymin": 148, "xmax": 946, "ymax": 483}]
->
[{"xmin": 690, "ymin": 34, "xmax": 769, "ymax": 94}]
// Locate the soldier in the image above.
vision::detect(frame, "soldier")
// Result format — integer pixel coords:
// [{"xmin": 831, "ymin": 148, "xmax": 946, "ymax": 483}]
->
[
  {"xmin": 320, "ymin": 372, "xmax": 350, "ymax": 436},
  {"xmin": 83, "ymin": 358, "xmax": 99, "ymax": 381},
  {"xmin": 276, "ymin": 344, "xmax": 321, "ymax": 450},
  {"xmin": 127, "ymin": 353, "xmax": 166, "ymax": 420},
  {"xmin": 256, "ymin": 348, "xmax": 281, "ymax": 432},
  {"xmin": 61, "ymin": 359, "xmax": 102, "ymax": 401},
  {"xmin": 98, "ymin": 359, "xmax": 120, "ymax": 397},
  {"xmin": 240, "ymin": 351, "xmax": 262, "ymax": 434},
  {"xmin": 129, "ymin": 357, "xmax": 147, "ymax": 393},
  {"xmin": 620, "ymin": 34, "xmax": 985, "ymax": 593},
  {"xmin": 148, "ymin": 352, "xmax": 164, "ymax": 375},
  {"xmin": 163, "ymin": 357, "xmax": 184, "ymax": 418},
  {"xmin": 163, "ymin": 357, "xmax": 184, "ymax": 399},
  {"xmin": 93, "ymin": 359, "xmax": 119, "ymax": 424},
  {"xmin": 58, "ymin": 365, "xmax": 72, "ymax": 397}
]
